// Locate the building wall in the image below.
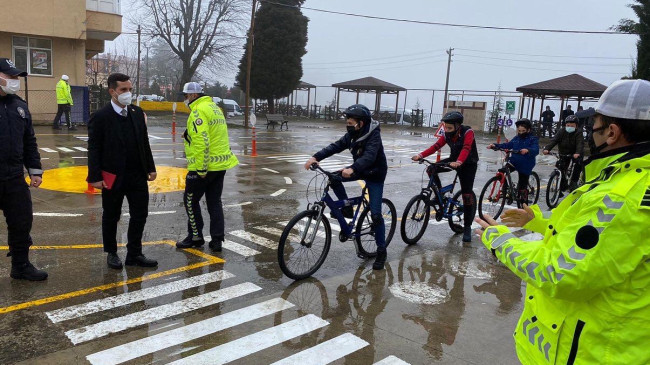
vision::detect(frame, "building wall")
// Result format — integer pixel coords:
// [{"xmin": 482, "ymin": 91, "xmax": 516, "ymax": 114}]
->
[
  {"xmin": 446, "ymin": 101, "xmax": 487, "ymax": 131},
  {"xmin": 2, "ymin": 0, "xmax": 86, "ymax": 40}
]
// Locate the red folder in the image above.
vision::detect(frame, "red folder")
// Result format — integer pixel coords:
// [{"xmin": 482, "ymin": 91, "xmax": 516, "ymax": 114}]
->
[{"xmin": 101, "ymin": 170, "xmax": 117, "ymax": 190}]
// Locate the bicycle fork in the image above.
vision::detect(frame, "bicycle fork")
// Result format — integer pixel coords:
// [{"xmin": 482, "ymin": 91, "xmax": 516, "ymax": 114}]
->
[{"xmin": 301, "ymin": 205, "xmax": 324, "ymax": 247}]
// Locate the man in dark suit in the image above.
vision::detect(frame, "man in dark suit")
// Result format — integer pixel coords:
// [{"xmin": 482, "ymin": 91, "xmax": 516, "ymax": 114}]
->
[{"xmin": 87, "ymin": 73, "xmax": 158, "ymax": 269}]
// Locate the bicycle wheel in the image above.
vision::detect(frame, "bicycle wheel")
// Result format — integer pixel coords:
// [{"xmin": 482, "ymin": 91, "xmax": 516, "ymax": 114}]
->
[
  {"xmin": 527, "ymin": 172, "xmax": 541, "ymax": 206},
  {"xmin": 479, "ymin": 176, "xmax": 507, "ymax": 220},
  {"xmin": 278, "ymin": 210, "xmax": 332, "ymax": 280},
  {"xmin": 400, "ymin": 194, "xmax": 430, "ymax": 245},
  {"xmin": 545, "ymin": 171, "xmax": 561, "ymax": 209},
  {"xmin": 448, "ymin": 191, "xmax": 476, "ymax": 234},
  {"xmin": 355, "ymin": 198, "xmax": 397, "ymax": 257}
]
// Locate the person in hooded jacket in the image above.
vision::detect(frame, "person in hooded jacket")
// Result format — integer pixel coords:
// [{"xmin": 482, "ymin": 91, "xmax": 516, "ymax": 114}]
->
[
  {"xmin": 543, "ymin": 115, "xmax": 584, "ymax": 192},
  {"xmin": 304, "ymin": 104, "xmax": 389, "ymax": 270},
  {"xmin": 411, "ymin": 111, "xmax": 479, "ymax": 242},
  {"xmin": 488, "ymin": 118, "xmax": 540, "ymax": 206}
]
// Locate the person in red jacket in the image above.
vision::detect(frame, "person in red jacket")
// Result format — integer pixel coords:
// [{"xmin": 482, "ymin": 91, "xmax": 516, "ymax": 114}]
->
[{"xmin": 411, "ymin": 111, "xmax": 479, "ymax": 242}]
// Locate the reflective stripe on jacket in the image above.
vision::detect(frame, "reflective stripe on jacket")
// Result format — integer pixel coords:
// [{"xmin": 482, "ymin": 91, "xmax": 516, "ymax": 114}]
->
[
  {"xmin": 56, "ymin": 79, "xmax": 73, "ymax": 105},
  {"xmin": 481, "ymin": 142, "xmax": 650, "ymax": 364}
]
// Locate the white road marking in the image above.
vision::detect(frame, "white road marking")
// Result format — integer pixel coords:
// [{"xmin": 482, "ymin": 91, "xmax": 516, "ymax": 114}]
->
[
  {"xmin": 33, "ymin": 212, "xmax": 83, "ymax": 217},
  {"xmin": 238, "ymin": 163, "xmax": 248, "ymax": 166},
  {"xmin": 41, "ymin": 158, "xmax": 50, "ymax": 160},
  {"xmin": 40, "ymin": 147, "xmax": 57, "ymax": 153},
  {"xmin": 223, "ymin": 201, "xmax": 253, "ymax": 208},
  {"xmin": 167, "ymin": 314, "xmax": 329, "ymax": 365},
  {"xmin": 123, "ymin": 210, "xmax": 175, "ymax": 217},
  {"xmin": 270, "ymin": 189, "xmax": 286, "ymax": 197},
  {"xmin": 229, "ymin": 230, "xmax": 277, "ymax": 249},
  {"xmin": 277, "ymin": 157, "xmax": 309, "ymax": 162},
  {"xmin": 57, "ymin": 147, "xmax": 74, "ymax": 152},
  {"xmin": 47, "ymin": 271, "xmax": 235, "ymax": 323},
  {"xmin": 85, "ymin": 298, "xmax": 294, "ymax": 365},
  {"xmin": 73, "ymin": 146, "xmax": 88, "ymax": 152},
  {"xmin": 271, "ymin": 333, "xmax": 368, "ymax": 365},
  {"xmin": 253, "ymin": 225, "xmax": 285, "ymax": 236},
  {"xmin": 65, "ymin": 282, "xmax": 261, "ymax": 345},
  {"xmin": 262, "ymin": 167, "xmax": 280, "ymax": 174},
  {"xmin": 148, "ymin": 134, "xmax": 171, "ymax": 140},
  {"xmin": 76, "ymin": 136, "xmax": 89, "ymax": 141},
  {"xmin": 222, "ymin": 240, "xmax": 261, "ymax": 257},
  {"xmin": 374, "ymin": 356, "xmax": 412, "ymax": 365},
  {"xmin": 267, "ymin": 154, "xmax": 311, "ymax": 159},
  {"xmin": 284, "ymin": 177, "xmax": 293, "ymax": 184},
  {"xmin": 72, "ymin": 156, "xmax": 88, "ymax": 159}
]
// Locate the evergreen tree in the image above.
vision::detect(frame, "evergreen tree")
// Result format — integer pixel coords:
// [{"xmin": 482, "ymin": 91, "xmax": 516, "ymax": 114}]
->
[
  {"xmin": 612, "ymin": 0, "xmax": 650, "ymax": 80},
  {"xmin": 236, "ymin": 0, "xmax": 308, "ymax": 113}
]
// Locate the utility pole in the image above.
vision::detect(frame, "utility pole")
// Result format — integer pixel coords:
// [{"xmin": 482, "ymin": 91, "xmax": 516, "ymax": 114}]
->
[
  {"xmin": 443, "ymin": 47, "xmax": 454, "ymax": 114},
  {"xmin": 144, "ymin": 43, "xmax": 151, "ymax": 94},
  {"xmin": 244, "ymin": 0, "xmax": 257, "ymax": 128},
  {"xmin": 136, "ymin": 25, "xmax": 142, "ymax": 99}
]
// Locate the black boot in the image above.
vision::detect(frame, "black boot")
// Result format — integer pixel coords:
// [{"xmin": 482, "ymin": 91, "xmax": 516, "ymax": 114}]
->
[
  {"xmin": 11, "ymin": 262, "xmax": 48, "ymax": 281},
  {"xmin": 373, "ymin": 248, "xmax": 387, "ymax": 270},
  {"xmin": 462, "ymin": 193, "xmax": 475, "ymax": 243},
  {"xmin": 209, "ymin": 237, "xmax": 223, "ymax": 252},
  {"xmin": 107, "ymin": 252, "xmax": 123, "ymax": 269},
  {"xmin": 125, "ymin": 254, "xmax": 158, "ymax": 267},
  {"xmin": 176, "ymin": 235, "xmax": 205, "ymax": 248},
  {"xmin": 463, "ymin": 225, "xmax": 472, "ymax": 242}
]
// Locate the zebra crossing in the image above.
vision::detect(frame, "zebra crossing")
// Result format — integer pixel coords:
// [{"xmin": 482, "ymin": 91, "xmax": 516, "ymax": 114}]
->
[
  {"xmin": 40, "ymin": 146, "xmax": 88, "ymax": 153},
  {"xmin": 266, "ymin": 154, "xmax": 354, "ymax": 170},
  {"xmin": 44, "ymin": 268, "xmax": 411, "ymax": 364}
]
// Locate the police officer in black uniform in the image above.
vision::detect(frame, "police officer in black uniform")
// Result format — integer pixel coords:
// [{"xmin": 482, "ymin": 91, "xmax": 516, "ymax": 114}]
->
[{"xmin": 0, "ymin": 58, "xmax": 48, "ymax": 281}]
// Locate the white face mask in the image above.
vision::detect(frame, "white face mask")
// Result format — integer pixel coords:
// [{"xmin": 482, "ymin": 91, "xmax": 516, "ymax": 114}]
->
[
  {"xmin": 566, "ymin": 127, "xmax": 576, "ymax": 133},
  {"xmin": 116, "ymin": 91, "xmax": 132, "ymax": 106},
  {"xmin": 184, "ymin": 99, "xmax": 190, "ymax": 107},
  {"xmin": 0, "ymin": 77, "xmax": 20, "ymax": 94}
]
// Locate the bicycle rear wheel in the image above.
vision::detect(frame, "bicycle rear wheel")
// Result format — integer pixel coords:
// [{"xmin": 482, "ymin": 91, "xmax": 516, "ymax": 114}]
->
[
  {"xmin": 355, "ymin": 198, "xmax": 397, "ymax": 257},
  {"xmin": 545, "ymin": 171, "xmax": 561, "ymax": 209},
  {"xmin": 278, "ymin": 210, "xmax": 331, "ymax": 280},
  {"xmin": 528, "ymin": 172, "xmax": 541, "ymax": 205},
  {"xmin": 400, "ymin": 194, "xmax": 430, "ymax": 245},
  {"xmin": 479, "ymin": 176, "xmax": 507, "ymax": 220}
]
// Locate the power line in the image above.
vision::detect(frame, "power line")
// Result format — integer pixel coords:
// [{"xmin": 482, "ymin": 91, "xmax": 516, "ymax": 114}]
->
[
  {"xmin": 306, "ymin": 59, "xmax": 447, "ymax": 75},
  {"xmin": 455, "ymin": 54, "xmax": 630, "ymax": 67},
  {"xmin": 304, "ymin": 55, "xmax": 448, "ymax": 70},
  {"xmin": 455, "ymin": 60, "xmax": 626, "ymax": 75},
  {"xmin": 456, "ymin": 47, "xmax": 632, "ymax": 60},
  {"xmin": 303, "ymin": 49, "xmax": 447, "ymax": 65},
  {"xmin": 260, "ymin": 0, "xmax": 635, "ymax": 35}
]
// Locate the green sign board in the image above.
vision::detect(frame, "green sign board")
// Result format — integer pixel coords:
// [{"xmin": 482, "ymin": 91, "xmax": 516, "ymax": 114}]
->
[{"xmin": 506, "ymin": 101, "xmax": 516, "ymax": 114}]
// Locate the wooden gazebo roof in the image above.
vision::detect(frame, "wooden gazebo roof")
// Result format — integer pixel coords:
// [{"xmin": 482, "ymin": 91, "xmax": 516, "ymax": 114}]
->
[
  {"xmin": 297, "ymin": 81, "xmax": 316, "ymax": 90},
  {"xmin": 517, "ymin": 74, "xmax": 607, "ymax": 98},
  {"xmin": 332, "ymin": 77, "xmax": 406, "ymax": 94}
]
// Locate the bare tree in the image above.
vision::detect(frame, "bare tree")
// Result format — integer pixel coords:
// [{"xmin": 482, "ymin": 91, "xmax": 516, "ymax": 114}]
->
[{"xmin": 132, "ymin": 0, "xmax": 248, "ymax": 98}]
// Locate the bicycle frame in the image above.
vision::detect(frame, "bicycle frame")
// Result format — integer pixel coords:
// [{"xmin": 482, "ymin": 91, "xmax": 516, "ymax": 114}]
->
[
  {"xmin": 421, "ymin": 162, "xmax": 461, "ymax": 219},
  {"xmin": 308, "ymin": 178, "xmax": 368, "ymax": 241}
]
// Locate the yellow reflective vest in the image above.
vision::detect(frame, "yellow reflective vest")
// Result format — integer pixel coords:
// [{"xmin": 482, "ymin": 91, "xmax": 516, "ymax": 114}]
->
[
  {"xmin": 184, "ymin": 96, "xmax": 238, "ymax": 175},
  {"xmin": 481, "ymin": 143, "xmax": 650, "ymax": 364},
  {"xmin": 56, "ymin": 79, "xmax": 73, "ymax": 105}
]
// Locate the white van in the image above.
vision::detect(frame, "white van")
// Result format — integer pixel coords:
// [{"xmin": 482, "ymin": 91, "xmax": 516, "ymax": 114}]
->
[{"xmin": 212, "ymin": 97, "xmax": 243, "ymax": 117}]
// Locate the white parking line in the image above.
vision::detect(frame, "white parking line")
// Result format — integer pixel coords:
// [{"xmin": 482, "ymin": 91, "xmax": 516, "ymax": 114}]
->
[
  {"xmin": 374, "ymin": 356, "xmax": 412, "ymax": 365},
  {"xmin": 123, "ymin": 210, "xmax": 176, "ymax": 217},
  {"xmin": 270, "ymin": 189, "xmax": 286, "ymax": 197},
  {"xmin": 57, "ymin": 147, "xmax": 74, "ymax": 152},
  {"xmin": 222, "ymin": 240, "xmax": 261, "ymax": 257},
  {"xmin": 85, "ymin": 298, "xmax": 294, "ymax": 365},
  {"xmin": 40, "ymin": 147, "xmax": 57, "ymax": 153},
  {"xmin": 166, "ymin": 315, "xmax": 329, "ymax": 365},
  {"xmin": 262, "ymin": 168, "xmax": 280, "ymax": 174},
  {"xmin": 271, "ymin": 333, "xmax": 368, "ymax": 365},
  {"xmin": 284, "ymin": 177, "xmax": 293, "ymax": 184},
  {"xmin": 73, "ymin": 146, "xmax": 88, "ymax": 152},
  {"xmin": 224, "ymin": 201, "xmax": 253, "ymax": 208},
  {"xmin": 229, "ymin": 230, "xmax": 277, "ymax": 249},
  {"xmin": 33, "ymin": 212, "xmax": 83, "ymax": 217},
  {"xmin": 72, "ymin": 156, "xmax": 87, "ymax": 159},
  {"xmin": 65, "ymin": 282, "xmax": 261, "ymax": 345},
  {"xmin": 267, "ymin": 154, "xmax": 311, "ymax": 159},
  {"xmin": 47, "ymin": 270, "xmax": 235, "ymax": 323}
]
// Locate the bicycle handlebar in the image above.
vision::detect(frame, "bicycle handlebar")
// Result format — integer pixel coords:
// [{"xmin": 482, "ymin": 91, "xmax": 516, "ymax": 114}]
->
[
  {"xmin": 310, "ymin": 162, "xmax": 345, "ymax": 181},
  {"xmin": 415, "ymin": 158, "xmax": 454, "ymax": 168},
  {"xmin": 489, "ymin": 146, "xmax": 521, "ymax": 154}
]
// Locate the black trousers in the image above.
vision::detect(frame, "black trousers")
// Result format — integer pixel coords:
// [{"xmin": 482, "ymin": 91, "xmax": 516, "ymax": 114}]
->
[
  {"xmin": 556, "ymin": 156, "xmax": 582, "ymax": 188},
  {"xmin": 184, "ymin": 171, "xmax": 226, "ymax": 241},
  {"xmin": 0, "ymin": 176, "xmax": 33, "ymax": 264},
  {"xmin": 53, "ymin": 104, "xmax": 72, "ymax": 128},
  {"xmin": 101, "ymin": 178, "xmax": 149, "ymax": 256},
  {"xmin": 541, "ymin": 122, "xmax": 553, "ymax": 138},
  {"xmin": 429, "ymin": 158, "xmax": 477, "ymax": 227}
]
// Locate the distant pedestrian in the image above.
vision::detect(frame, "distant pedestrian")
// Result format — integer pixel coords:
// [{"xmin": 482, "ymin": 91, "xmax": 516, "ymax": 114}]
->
[
  {"xmin": 0, "ymin": 58, "xmax": 48, "ymax": 281},
  {"xmin": 87, "ymin": 73, "xmax": 158, "ymax": 270},
  {"xmin": 52, "ymin": 74, "xmax": 75, "ymax": 130},
  {"xmin": 176, "ymin": 82, "xmax": 239, "ymax": 252},
  {"xmin": 561, "ymin": 104, "xmax": 574, "ymax": 124},
  {"xmin": 541, "ymin": 106, "xmax": 555, "ymax": 138}
]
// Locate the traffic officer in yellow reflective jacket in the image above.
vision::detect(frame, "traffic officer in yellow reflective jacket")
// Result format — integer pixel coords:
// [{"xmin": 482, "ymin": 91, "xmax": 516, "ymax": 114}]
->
[
  {"xmin": 476, "ymin": 79, "xmax": 650, "ymax": 365},
  {"xmin": 52, "ymin": 74, "xmax": 75, "ymax": 130},
  {"xmin": 176, "ymin": 82, "xmax": 239, "ymax": 252}
]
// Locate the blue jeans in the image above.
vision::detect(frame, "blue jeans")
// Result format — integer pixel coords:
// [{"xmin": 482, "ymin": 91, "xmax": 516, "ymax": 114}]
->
[{"xmin": 330, "ymin": 178, "xmax": 386, "ymax": 249}]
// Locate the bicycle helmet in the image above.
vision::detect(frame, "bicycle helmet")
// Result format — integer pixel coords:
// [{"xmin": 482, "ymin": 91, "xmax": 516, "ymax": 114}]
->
[
  {"xmin": 565, "ymin": 115, "xmax": 579, "ymax": 124},
  {"xmin": 595, "ymin": 79, "xmax": 650, "ymax": 120},
  {"xmin": 441, "ymin": 111, "xmax": 464, "ymax": 124},
  {"xmin": 344, "ymin": 104, "xmax": 372, "ymax": 122},
  {"xmin": 515, "ymin": 118, "xmax": 532, "ymax": 129}
]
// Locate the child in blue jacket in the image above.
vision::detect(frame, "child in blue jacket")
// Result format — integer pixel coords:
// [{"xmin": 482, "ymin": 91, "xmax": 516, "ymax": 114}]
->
[{"xmin": 488, "ymin": 118, "xmax": 539, "ymax": 205}]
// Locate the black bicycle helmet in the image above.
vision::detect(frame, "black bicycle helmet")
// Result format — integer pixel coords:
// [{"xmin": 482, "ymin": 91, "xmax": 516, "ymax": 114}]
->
[
  {"xmin": 515, "ymin": 118, "xmax": 532, "ymax": 129},
  {"xmin": 565, "ymin": 115, "xmax": 579, "ymax": 124},
  {"xmin": 344, "ymin": 104, "xmax": 372, "ymax": 122},
  {"xmin": 441, "ymin": 111, "xmax": 464, "ymax": 124}
]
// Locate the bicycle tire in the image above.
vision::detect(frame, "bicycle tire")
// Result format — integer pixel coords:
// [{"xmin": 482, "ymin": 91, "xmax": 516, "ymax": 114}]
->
[
  {"xmin": 479, "ymin": 175, "xmax": 507, "ymax": 220},
  {"xmin": 448, "ymin": 191, "xmax": 476, "ymax": 234},
  {"xmin": 278, "ymin": 210, "xmax": 332, "ymax": 280},
  {"xmin": 400, "ymin": 194, "xmax": 430, "ymax": 245},
  {"xmin": 355, "ymin": 198, "xmax": 397, "ymax": 257},
  {"xmin": 545, "ymin": 171, "xmax": 562, "ymax": 209},
  {"xmin": 529, "ymin": 172, "xmax": 541, "ymax": 205}
]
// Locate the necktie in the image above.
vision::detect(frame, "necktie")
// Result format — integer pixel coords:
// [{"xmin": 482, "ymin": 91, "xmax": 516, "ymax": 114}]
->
[{"xmin": 121, "ymin": 109, "xmax": 127, "ymax": 117}]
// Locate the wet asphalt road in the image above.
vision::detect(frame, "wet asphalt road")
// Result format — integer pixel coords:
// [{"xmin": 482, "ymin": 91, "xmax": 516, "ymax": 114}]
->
[{"xmin": 0, "ymin": 118, "xmax": 559, "ymax": 364}]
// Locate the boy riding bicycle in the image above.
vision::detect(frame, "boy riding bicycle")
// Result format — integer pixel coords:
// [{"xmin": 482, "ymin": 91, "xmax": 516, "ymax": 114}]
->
[
  {"xmin": 487, "ymin": 118, "xmax": 539, "ymax": 206},
  {"xmin": 304, "ymin": 104, "xmax": 389, "ymax": 270},
  {"xmin": 411, "ymin": 111, "xmax": 479, "ymax": 242},
  {"xmin": 542, "ymin": 115, "xmax": 584, "ymax": 192}
]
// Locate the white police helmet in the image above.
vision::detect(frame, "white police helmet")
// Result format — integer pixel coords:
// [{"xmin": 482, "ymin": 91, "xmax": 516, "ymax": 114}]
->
[{"xmin": 595, "ymin": 79, "xmax": 650, "ymax": 121}]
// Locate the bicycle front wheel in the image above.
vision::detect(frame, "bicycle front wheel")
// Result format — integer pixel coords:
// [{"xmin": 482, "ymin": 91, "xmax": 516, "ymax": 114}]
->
[
  {"xmin": 545, "ymin": 171, "xmax": 561, "ymax": 209},
  {"xmin": 400, "ymin": 194, "xmax": 430, "ymax": 245},
  {"xmin": 528, "ymin": 172, "xmax": 541, "ymax": 205},
  {"xmin": 355, "ymin": 198, "xmax": 397, "ymax": 257},
  {"xmin": 479, "ymin": 176, "xmax": 507, "ymax": 220},
  {"xmin": 278, "ymin": 210, "xmax": 331, "ymax": 280}
]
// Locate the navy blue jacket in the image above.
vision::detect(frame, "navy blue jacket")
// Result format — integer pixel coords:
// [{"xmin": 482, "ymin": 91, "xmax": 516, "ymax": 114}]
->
[
  {"xmin": 313, "ymin": 120, "xmax": 388, "ymax": 182},
  {"xmin": 0, "ymin": 94, "xmax": 42, "ymax": 181},
  {"xmin": 495, "ymin": 134, "xmax": 539, "ymax": 175}
]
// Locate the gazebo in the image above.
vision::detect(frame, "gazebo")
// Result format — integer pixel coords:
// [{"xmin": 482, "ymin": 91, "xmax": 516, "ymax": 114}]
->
[
  {"xmin": 516, "ymin": 74, "xmax": 607, "ymax": 120},
  {"xmin": 332, "ymin": 77, "xmax": 406, "ymax": 122},
  {"xmin": 288, "ymin": 81, "xmax": 316, "ymax": 117}
]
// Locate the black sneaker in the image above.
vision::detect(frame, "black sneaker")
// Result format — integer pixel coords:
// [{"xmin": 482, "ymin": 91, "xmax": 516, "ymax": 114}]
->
[
  {"xmin": 11, "ymin": 262, "xmax": 48, "ymax": 281},
  {"xmin": 372, "ymin": 249, "xmax": 387, "ymax": 270},
  {"xmin": 68, "ymin": 126, "xmax": 77, "ymax": 131},
  {"xmin": 125, "ymin": 255, "xmax": 158, "ymax": 267},
  {"xmin": 176, "ymin": 235, "xmax": 205, "ymax": 248},
  {"xmin": 209, "ymin": 240, "xmax": 222, "ymax": 252},
  {"xmin": 107, "ymin": 253, "xmax": 123, "ymax": 270}
]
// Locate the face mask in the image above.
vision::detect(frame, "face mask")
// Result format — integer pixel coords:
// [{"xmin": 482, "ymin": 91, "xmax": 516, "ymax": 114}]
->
[
  {"xmin": 518, "ymin": 133, "xmax": 529, "ymax": 139},
  {"xmin": 444, "ymin": 130, "xmax": 457, "ymax": 140},
  {"xmin": 115, "ymin": 91, "xmax": 132, "ymax": 106},
  {"xmin": 0, "ymin": 77, "xmax": 20, "ymax": 94},
  {"xmin": 346, "ymin": 125, "xmax": 358, "ymax": 136},
  {"xmin": 566, "ymin": 127, "xmax": 576, "ymax": 133},
  {"xmin": 589, "ymin": 125, "xmax": 609, "ymax": 155},
  {"xmin": 184, "ymin": 99, "xmax": 190, "ymax": 107}
]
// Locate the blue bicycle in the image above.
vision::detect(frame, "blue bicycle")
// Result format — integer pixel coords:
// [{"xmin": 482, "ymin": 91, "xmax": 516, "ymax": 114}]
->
[{"xmin": 278, "ymin": 164, "xmax": 396, "ymax": 280}]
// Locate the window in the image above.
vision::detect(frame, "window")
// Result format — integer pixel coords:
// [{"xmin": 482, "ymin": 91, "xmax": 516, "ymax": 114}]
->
[{"xmin": 12, "ymin": 36, "xmax": 53, "ymax": 76}]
